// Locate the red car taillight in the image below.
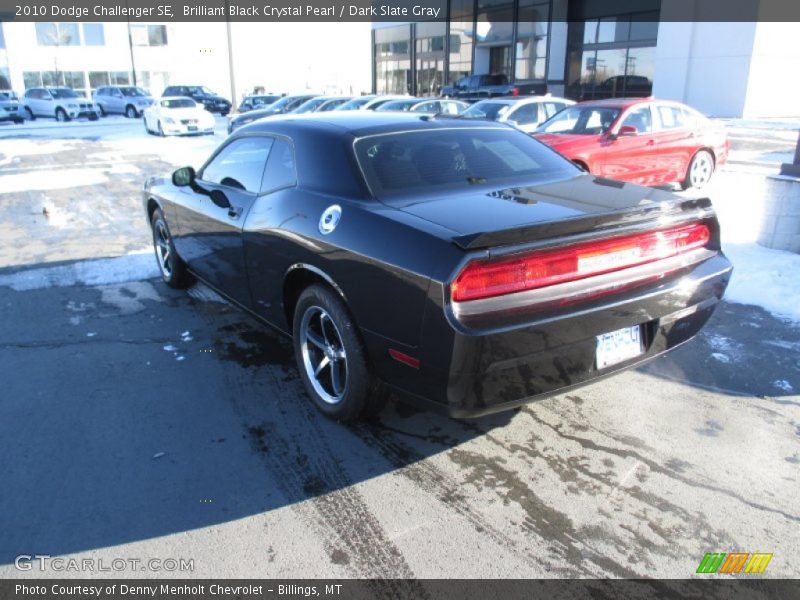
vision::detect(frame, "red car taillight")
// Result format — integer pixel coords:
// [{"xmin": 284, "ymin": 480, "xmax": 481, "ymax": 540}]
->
[
  {"xmin": 451, "ymin": 223, "xmax": 711, "ymax": 302},
  {"xmin": 511, "ymin": 87, "xmax": 520, "ymax": 96}
]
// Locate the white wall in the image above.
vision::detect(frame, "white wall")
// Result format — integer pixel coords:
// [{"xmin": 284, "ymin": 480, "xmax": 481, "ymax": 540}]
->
[
  {"xmin": 653, "ymin": 21, "xmax": 757, "ymax": 117},
  {"xmin": 742, "ymin": 22, "xmax": 800, "ymax": 118}
]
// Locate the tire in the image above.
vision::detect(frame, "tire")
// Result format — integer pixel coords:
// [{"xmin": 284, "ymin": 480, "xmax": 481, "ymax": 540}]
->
[
  {"xmin": 143, "ymin": 117, "xmax": 151, "ymax": 135},
  {"xmin": 292, "ymin": 284, "xmax": 381, "ymax": 421},
  {"xmin": 25, "ymin": 107, "xmax": 35, "ymax": 121},
  {"xmin": 151, "ymin": 209, "xmax": 193, "ymax": 289},
  {"xmin": 682, "ymin": 150, "xmax": 715, "ymax": 190},
  {"xmin": 55, "ymin": 108, "xmax": 69, "ymax": 122},
  {"xmin": 98, "ymin": 105, "xmax": 106, "ymax": 117},
  {"xmin": 88, "ymin": 114, "xmax": 99, "ymax": 121},
  {"xmin": 125, "ymin": 105, "xmax": 138, "ymax": 118},
  {"xmin": 157, "ymin": 120, "xmax": 165, "ymax": 137}
]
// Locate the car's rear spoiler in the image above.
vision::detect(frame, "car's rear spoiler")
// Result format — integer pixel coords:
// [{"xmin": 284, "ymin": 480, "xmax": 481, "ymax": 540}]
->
[{"xmin": 450, "ymin": 197, "xmax": 716, "ymax": 251}]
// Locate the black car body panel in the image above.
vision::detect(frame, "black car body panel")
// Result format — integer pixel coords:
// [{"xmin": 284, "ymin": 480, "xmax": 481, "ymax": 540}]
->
[
  {"xmin": 144, "ymin": 113, "xmax": 731, "ymax": 417},
  {"xmin": 163, "ymin": 85, "xmax": 231, "ymax": 114}
]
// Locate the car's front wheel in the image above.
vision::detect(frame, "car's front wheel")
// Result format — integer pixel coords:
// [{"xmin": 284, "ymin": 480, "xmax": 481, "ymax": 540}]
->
[
  {"xmin": 126, "ymin": 105, "xmax": 138, "ymax": 118},
  {"xmin": 151, "ymin": 209, "xmax": 192, "ymax": 289},
  {"xmin": 683, "ymin": 150, "xmax": 715, "ymax": 189},
  {"xmin": 293, "ymin": 285, "xmax": 381, "ymax": 421},
  {"xmin": 55, "ymin": 108, "xmax": 69, "ymax": 122}
]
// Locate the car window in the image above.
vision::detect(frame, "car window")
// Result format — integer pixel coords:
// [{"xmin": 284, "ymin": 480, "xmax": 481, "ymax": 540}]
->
[
  {"xmin": 657, "ymin": 105, "xmax": 688, "ymax": 130},
  {"xmin": 411, "ymin": 101, "xmax": 437, "ymax": 113},
  {"xmin": 542, "ymin": 102, "xmax": 564, "ymax": 119},
  {"xmin": 261, "ymin": 139, "xmax": 297, "ymax": 194},
  {"xmin": 538, "ymin": 105, "xmax": 621, "ymax": 134},
  {"xmin": 202, "ymin": 137, "xmax": 273, "ymax": 194},
  {"xmin": 441, "ymin": 101, "xmax": 463, "ymax": 115},
  {"xmin": 510, "ymin": 103, "xmax": 538, "ymax": 125},
  {"xmin": 620, "ymin": 106, "xmax": 653, "ymax": 133},
  {"xmin": 462, "ymin": 102, "xmax": 511, "ymax": 120},
  {"xmin": 355, "ymin": 128, "xmax": 576, "ymax": 198}
]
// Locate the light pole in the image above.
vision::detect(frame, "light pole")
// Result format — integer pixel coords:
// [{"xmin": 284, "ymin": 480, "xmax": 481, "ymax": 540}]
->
[
  {"xmin": 224, "ymin": 0, "xmax": 237, "ymax": 105},
  {"xmin": 125, "ymin": 0, "xmax": 137, "ymax": 86},
  {"xmin": 780, "ymin": 131, "xmax": 800, "ymax": 177}
]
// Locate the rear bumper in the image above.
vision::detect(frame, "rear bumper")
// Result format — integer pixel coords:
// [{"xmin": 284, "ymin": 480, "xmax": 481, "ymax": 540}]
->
[{"xmin": 374, "ymin": 253, "xmax": 732, "ymax": 418}]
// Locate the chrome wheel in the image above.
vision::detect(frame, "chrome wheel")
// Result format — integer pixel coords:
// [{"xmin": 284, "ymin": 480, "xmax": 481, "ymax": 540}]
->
[
  {"xmin": 55, "ymin": 109, "xmax": 67, "ymax": 122},
  {"xmin": 154, "ymin": 221, "xmax": 173, "ymax": 278},
  {"xmin": 299, "ymin": 306, "xmax": 347, "ymax": 405},
  {"xmin": 689, "ymin": 151, "xmax": 714, "ymax": 188}
]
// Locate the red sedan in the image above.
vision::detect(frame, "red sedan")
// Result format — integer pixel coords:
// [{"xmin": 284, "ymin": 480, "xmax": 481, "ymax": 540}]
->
[{"xmin": 533, "ymin": 98, "xmax": 729, "ymax": 189}]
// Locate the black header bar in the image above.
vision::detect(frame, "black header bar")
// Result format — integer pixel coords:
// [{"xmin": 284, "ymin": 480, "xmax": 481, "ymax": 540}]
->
[{"xmin": 1, "ymin": 0, "xmax": 800, "ymax": 22}]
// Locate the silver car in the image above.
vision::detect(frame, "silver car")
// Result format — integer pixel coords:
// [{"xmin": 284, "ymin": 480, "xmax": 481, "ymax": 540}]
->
[
  {"xmin": 0, "ymin": 91, "xmax": 24, "ymax": 124},
  {"xmin": 22, "ymin": 87, "xmax": 100, "ymax": 122},
  {"xmin": 461, "ymin": 95, "xmax": 575, "ymax": 133},
  {"xmin": 93, "ymin": 85, "xmax": 153, "ymax": 118}
]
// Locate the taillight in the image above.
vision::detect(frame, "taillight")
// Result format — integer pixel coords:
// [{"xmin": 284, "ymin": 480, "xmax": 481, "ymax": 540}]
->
[
  {"xmin": 451, "ymin": 223, "xmax": 710, "ymax": 302},
  {"xmin": 511, "ymin": 87, "xmax": 520, "ymax": 96}
]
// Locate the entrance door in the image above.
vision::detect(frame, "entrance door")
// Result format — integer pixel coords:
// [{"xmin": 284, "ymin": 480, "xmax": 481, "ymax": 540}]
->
[{"xmin": 489, "ymin": 46, "xmax": 512, "ymax": 77}]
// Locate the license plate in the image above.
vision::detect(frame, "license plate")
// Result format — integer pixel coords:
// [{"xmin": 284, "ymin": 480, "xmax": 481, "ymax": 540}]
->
[
  {"xmin": 596, "ymin": 325, "xmax": 643, "ymax": 369},
  {"xmin": 188, "ymin": 125, "xmax": 198, "ymax": 131}
]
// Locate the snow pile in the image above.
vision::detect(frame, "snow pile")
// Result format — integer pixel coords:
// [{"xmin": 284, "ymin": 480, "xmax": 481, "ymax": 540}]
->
[
  {"xmin": 2, "ymin": 168, "xmax": 108, "ymax": 193},
  {"xmin": 0, "ymin": 252, "xmax": 158, "ymax": 291},
  {"xmin": 722, "ymin": 243, "xmax": 800, "ymax": 323}
]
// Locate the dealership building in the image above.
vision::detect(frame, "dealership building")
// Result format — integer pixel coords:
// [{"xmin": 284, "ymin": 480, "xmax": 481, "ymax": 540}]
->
[{"xmin": 373, "ymin": 0, "xmax": 800, "ymax": 118}]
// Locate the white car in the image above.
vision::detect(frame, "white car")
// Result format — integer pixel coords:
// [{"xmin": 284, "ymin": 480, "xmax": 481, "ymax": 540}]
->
[
  {"xmin": 143, "ymin": 97, "xmax": 215, "ymax": 136},
  {"xmin": 461, "ymin": 95, "xmax": 575, "ymax": 133}
]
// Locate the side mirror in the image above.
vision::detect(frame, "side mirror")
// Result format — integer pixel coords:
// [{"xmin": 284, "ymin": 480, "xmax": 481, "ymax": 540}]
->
[
  {"xmin": 617, "ymin": 125, "xmax": 639, "ymax": 137},
  {"xmin": 172, "ymin": 166, "xmax": 196, "ymax": 187}
]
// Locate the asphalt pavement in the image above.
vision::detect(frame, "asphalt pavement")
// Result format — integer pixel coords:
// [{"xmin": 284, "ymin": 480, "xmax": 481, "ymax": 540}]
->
[{"xmin": 0, "ymin": 117, "xmax": 798, "ymax": 580}]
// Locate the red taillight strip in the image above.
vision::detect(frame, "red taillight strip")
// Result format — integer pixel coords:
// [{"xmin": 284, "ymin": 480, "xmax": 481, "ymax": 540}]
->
[
  {"xmin": 451, "ymin": 223, "xmax": 711, "ymax": 303},
  {"xmin": 452, "ymin": 247, "xmax": 717, "ymax": 318}
]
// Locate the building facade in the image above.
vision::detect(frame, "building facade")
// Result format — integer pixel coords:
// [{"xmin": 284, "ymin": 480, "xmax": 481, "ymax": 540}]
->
[
  {"xmin": 372, "ymin": 0, "xmax": 800, "ymax": 118},
  {"xmin": 0, "ymin": 21, "xmax": 372, "ymax": 104}
]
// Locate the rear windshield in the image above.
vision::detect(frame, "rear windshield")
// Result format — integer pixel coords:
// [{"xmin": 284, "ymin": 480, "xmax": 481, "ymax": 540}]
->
[
  {"xmin": 162, "ymin": 98, "xmax": 196, "ymax": 108},
  {"xmin": 462, "ymin": 101, "xmax": 511, "ymax": 121},
  {"xmin": 355, "ymin": 128, "xmax": 576, "ymax": 198}
]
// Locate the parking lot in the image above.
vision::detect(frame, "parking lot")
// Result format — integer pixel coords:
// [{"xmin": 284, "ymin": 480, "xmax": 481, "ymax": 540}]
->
[{"xmin": 0, "ymin": 116, "xmax": 798, "ymax": 579}]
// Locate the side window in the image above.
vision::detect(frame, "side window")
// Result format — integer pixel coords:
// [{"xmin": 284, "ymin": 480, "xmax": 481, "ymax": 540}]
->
[
  {"xmin": 414, "ymin": 101, "xmax": 437, "ymax": 113},
  {"xmin": 511, "ymin": 103, "xmax": 538, "ymax": 125},
  {"xmin": 201, "ymin": 137, "xmax": 273, "ymax": 194},
  {"xmin": 620, "ymin": 106, "xmax": 653, "ymax": 133},
  {"xmin": 261, "ymin": 138, "xmax": 297, "ymax": 194},
  {"xmin": 657, "ymin": 105, "xmax": 688, "ymax": 130},
  {"xmin": 442, "ymin": 101, "xmax": 460, "ymax": 115}
]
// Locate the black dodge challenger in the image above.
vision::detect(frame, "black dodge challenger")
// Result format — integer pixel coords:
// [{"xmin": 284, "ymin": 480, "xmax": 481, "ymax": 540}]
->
[{"xmin": 143, "ymin": 112, "xmax": 732, "ymax": 420}]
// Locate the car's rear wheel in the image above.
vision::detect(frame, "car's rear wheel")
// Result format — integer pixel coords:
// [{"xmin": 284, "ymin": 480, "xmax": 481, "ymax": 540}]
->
[
  {"xmin": 55, "ymin": 108, "xmax": 69, "ymax": 122},
  {"xmin": 683, "ymin": 150, "xmax": 715, "ymax": 189},
  {"xmin": 126, "ymin": 105, "xmax": 138, "ymax": 118},
  {"xmin": 293, "ymin": 285, "xmax": 380, "ymax": 421},
  {"xmin": 151, "ymin": 209, "xmax": 192, "ymax": 289}
]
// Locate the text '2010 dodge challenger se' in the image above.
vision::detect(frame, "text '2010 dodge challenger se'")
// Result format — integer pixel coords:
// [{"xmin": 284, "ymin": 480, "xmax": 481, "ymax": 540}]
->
[{"xmin": 143, "ymin": 112, "xmax": 732, "ymax": 420}]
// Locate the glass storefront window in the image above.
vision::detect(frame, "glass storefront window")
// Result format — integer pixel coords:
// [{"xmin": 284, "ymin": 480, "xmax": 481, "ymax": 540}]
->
[
  {"xmin": 515, "ymin": 1, "xmax": 549, "ymax": 81},
  {"xmin": 416, "ymin": 22, "xmax": 446, "ymax": 96},
  {"xmin": 375, "ymin": 25, "xmax": 412, "ymax": 95},
  {"xmin": 82, "ymin": 24, "xmax": 104, "ymax": 46}
]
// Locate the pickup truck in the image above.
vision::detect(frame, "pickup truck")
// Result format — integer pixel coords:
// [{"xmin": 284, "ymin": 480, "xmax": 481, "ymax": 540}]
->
[{"xmin": 441, "ymin": 74, "xmax": 545, "ymax": 102}]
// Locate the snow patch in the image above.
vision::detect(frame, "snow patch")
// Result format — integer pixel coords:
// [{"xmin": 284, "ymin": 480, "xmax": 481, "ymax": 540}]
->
[
  {"xmin": 723, "ymin": 243, "xmax": 800, "ymax": 324},
  {"xmin": 163, "ymin": 344, "xmax": 178, "ymax": 352},
  {"xmin": 0, "ymin": 252, "xmax": 158, "ymax": 291},
  {"xmin": 1, "ymin": 168, "xmax": 108, "ymax": 193},
  {"xmin": 711, "ymin": 353, "xmax": 731, "ymax": 364},
  {"xmin": 773, "ymin": 380, "xmax": 793, "ymax": 392},
  {"xmin": 98, "ymin": 281, "xmax": 161, "ymax": 315}
]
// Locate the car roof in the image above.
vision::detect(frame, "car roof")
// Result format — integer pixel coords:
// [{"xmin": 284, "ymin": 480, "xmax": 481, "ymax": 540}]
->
[
  {"xmin": 474, "ymin": 95, "xmax": 573, "ymax": 105},
  {"xmin": 576, "ymin": 97, "xmax": 655, "ymax": 109},
  {"xmin": 238, "ymin": 111, "xmax": 510, "ymax": 139}
]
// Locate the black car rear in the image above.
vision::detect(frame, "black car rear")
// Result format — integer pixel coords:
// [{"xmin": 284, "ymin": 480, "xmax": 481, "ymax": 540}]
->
[{"xmin": 163, "ymin": 85, "xmax": 231, "ymax": 115}]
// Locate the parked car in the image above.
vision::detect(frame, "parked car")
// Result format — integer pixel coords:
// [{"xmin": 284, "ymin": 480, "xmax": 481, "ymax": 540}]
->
[
  {"xmin": 0, "ymin": 91, "xmax": 24, "ymax": 124},
  {"xmin": 162, "ymin": 85, "xmax": 231, "ymax": 115},
  {"xmin": 580, "ymin": 75, "xmax": 653, "ymax": 101},
  {"xmin": 237, "ymin": 94, "xmax": 282, "ymax": 113},
  {"xmin": 461, "ymin": 95, "xmax": 574, "ymax": 133},
  {"xmin": 534, "ymin": 98, "xmax": 729, "ymax": 189},
  {"xmin": 376, "ymin": 98, "xmax": 469, "ymax": 115},
  {"xmin": 227, "ymin": 94, "xmax": 317, "ymax": 133},
  {"xmin": 93, "ymin": 85, "xmax": 153, "ymax": 118},
  {"xmin": 143, "ymin": 97, "xmax": 215, "ymax": 136},
  {"xmin": 22, "ymin": 87, "xmax": 100, "ymax": 122},
  {"xmin": 291, "ymin": 96, "xmax": 330, "ymax": 114},
  {"xmin": 143, "ymin": 112, "xmax": 731, "ymax": 420},
  {"xmin": 442, "ymin": 74, "xmax": 545, "ymax": 102},
  {"xmin": 335, "ymin": 95, "xmax": 409, "ymax": 111},
  {"xmin": 316, "ymin": 97, "xmax": 352, "ymax": 112}
]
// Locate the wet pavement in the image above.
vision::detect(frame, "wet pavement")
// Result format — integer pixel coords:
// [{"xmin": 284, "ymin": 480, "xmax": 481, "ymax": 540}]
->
[{"xmin": 0, "ymin": 120, "xmax": 798, "ymax": 580}]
